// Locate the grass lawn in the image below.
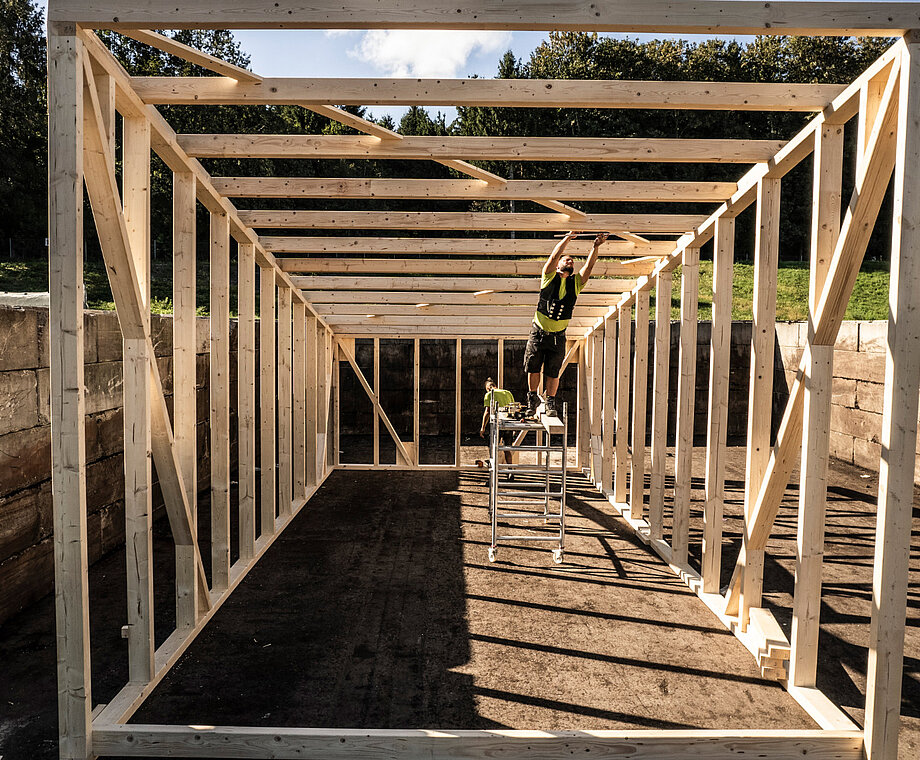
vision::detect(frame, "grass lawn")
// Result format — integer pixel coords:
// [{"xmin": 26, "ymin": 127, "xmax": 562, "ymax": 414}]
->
[{"xmin": 0, "ymin": 256, "xmax": 891, "ymax": 322}]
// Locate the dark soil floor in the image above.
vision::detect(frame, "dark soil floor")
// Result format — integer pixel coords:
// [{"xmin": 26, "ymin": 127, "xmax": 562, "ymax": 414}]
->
[{"xmin": 0, "ymin": 447, "xmax": 917, "ymax": 758}]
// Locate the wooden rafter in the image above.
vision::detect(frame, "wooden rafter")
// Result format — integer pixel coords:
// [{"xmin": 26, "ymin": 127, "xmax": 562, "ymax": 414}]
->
[{"xmin": 276, "ymin": 258, "xmax": 657, "ymax": 277}]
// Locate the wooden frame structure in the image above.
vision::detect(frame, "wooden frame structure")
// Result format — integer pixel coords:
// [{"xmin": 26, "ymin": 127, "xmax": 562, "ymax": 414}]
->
[{"xmin": 45, "ymin": 3, "xmax": 920, "ymax": 758}]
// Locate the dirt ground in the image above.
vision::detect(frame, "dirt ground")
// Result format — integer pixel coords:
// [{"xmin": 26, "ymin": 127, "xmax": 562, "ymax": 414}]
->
[{"xmin": 0, "ymin": 446, "xmax": 917, "ymax": 758}]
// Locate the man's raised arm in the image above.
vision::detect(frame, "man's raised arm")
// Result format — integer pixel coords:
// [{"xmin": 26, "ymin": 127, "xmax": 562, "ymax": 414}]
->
[
  {"xmin": 579, "ymin": 232, "xmax": 609, "ymax": 283},
  {"xmin": 543, "ymin": 231, "xmax": 578, "ymax": 278}
]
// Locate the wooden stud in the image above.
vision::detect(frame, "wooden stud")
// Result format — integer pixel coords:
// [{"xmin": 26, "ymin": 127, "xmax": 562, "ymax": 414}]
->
[
  {"xmin": 292, "ymin": 277, "xmax": 636, "ymax": 294},
  {"xmin": 648, "ymin": 272, "xmax": 672, "ymax": 539},
  {"xmin": 238, "ymin": 242, "xmax": 257, "ymax": 561},
  {"xmin": 576, "ymin": 345, "xmax": 590, "ymax": 471},
  {"xmin": 334, "ymin": 338, "xmax": 341, "ymax": 467},
  {"xmin": 414, "ymin": 338, "xmax": 421, "ymax": 467},
  {"xmin": 739, "ymin": 179, "xmax": 780, "ymax": 627},
  {"xmin": 122, "ymin": 114, "xmax": 154, "ymax": 681},
  {"xmin": 455, "ymin": 339, "xmax": 462, "ymax": 467},
  {"xmin": 864, "ymin": 38, "xmax": 920, "ymax": 760},
  {"xmin": 373, "ymin": 338, "xmax": 381, "ymax": 466},
  {"xmin": 614, "ymin": 306, "xmax": 631, "ymax": 505},
  {"xmin": 497, "ymin": 338, "xmax": 504, "ymax": 388},
  {"xmin": 48, "ymin": 24, "xmax": 92, "ymax": 760},
  {"xmin": 315, "ymin": 320, "xmax": 327, "ymax": 473},
  {"xmin": 305, "ymin": 313, "xmax": 318, "ymax": 486},
  {"xmin": 602, "ymin": 316, "xmax": 616, "ymax": 492},
  {"xmin": 590, "ymin": 328, "xmax": 604, "ymax": 485},
  {"xmin": 172, "ymin": 170, "xmax": 198, "ymax": 627},
  {"xmin": 293, "ymin": 301, "xmax": 307, "ymax": 500},
  {"xmin": 209, "ymin": 212, "xmax": 231, "ymax": 591},
  {"xmin": 630, "ymin": 289, "xmax": 650, "ymax": 520},
  {"xmin": 702, "ymin": 219, "xmax": 735, "ymax": 593},
  {"xmin": 277, "ymin": 286, "xmax": 293, "ymax": 514},
  {"xmin": 259, "ymin": 266, "xmax": 276, "ymax": 535}
]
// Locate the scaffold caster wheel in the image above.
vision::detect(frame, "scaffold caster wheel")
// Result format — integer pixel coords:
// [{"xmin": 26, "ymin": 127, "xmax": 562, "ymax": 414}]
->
[
  {"xmin": 488, "ymin": 547, "xmax": 497, "ymax": 563},
  {"xmin": 552, "ymin": 549, "xmax": 564, "ymax": 564}
]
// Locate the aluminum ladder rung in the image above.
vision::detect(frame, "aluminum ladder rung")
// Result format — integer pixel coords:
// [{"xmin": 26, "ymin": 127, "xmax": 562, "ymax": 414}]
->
[{"xmin": 496, "ymin": 535, "xmax": 561, "ymax": 542}]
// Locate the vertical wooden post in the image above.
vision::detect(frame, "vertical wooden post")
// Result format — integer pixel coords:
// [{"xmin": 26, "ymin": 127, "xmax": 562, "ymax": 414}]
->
[
  {"xmin": 740, "ymin": 177, "xmax": 781, "ymax": 627},
  {"xmin": 454, "ymin": 338, "xmax": 462, "ymax": 467},
  {"xmin": 315, "ymin": 321, "xmax": 327, "ymax": 474},
  {"xmin": 259, "ymin": 267, "xmax": 276, "ymax": 535},
  {"xmin": 630, "ymin": 289, "xmax": 650, "ymax": 520},
  {"xmin": 49, "ymin": 24, "xmax": 91, "ymax": 759},
  {"xmin": 122, "ymin": 115, "xmax": 154, "ymax": 680},
  {"xmin": 614, "ymin": 306, "xmax": 631, "ymax": 505},
  {"xmin": 172, "ymin": 170, "xmax": 198, "ymax": 626},
  {"xmin": 413, "ymin": 337, "xmax": 421, "ymax": 467},
  {"xmin": 277, "ymin": 286, "xmax": 293, "ymax": 514},
  {"xmin": 305, "ymin": 313, "xmax": 317, "ymax": 487},
  {"xmin": 590, "ymin": 328, "xmax": 604, "ymax": 485},
  {"xmin": 703, "ymin": 219, "xmax": 735, "ymax": 593},
  {"xmin": 649, "ymin": 272, "xmax": 672, "ymax": 539},
  {"xmin": 789, "ymin": 122, "xmax": 843, "ymax": 685},
  {"xmin": 601, "ymin": 316, "xmax": 616, "ymax": 493},
  {"xmin": 374, "ymin": 337, "xmax": 381, "ymax": 466},
  {"xmin": 238, "ymin": 243, "xmax": 257, "ymax": 561},
  {"xmin": 209, "ymin": 213, "xmax": 231, "ymax": 591},
  {"xmin": 672, "ymin": 248, "xmax": 700, "ymax": 564},
  {"xmin": 334, "ymin": 338, "xmax": 341, "ymax": 467},
  {"xmin": 864, "ymin": 41, "xmax": 918, "ymax": 760},
  {"xmin": 497, "ymin": 337, "xmax": 504, "ymax": 387},
  {"xmin": 293, "ymin": 301, "xmax": 307, "ymax": 500},
  {"xmin": 325, "ymin": 329, "xmax": 334, "ymax": 471},
  {"xmin": 576, "ymin": 342, "xmax": 590, "ymax": 470}
]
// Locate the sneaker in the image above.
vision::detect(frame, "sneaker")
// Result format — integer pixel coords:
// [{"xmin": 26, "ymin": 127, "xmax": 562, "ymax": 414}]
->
[
  {"xmin": 545, "ymin": 395, "xmax": 559, "ymax": 417},
  {"xmin": 526, "ymin": 391, "xmax": 539, "ymax": 417}
]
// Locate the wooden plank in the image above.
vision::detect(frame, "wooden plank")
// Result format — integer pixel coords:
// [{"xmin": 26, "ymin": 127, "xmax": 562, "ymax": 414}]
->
[
  {"xmin": 243, "ymin": 211, "xmax": 704, "ymax": 233},
  {"xmin": 51, "ymin": 0, "xmax": 920, "ymax": 36},
  {"xmin": 630, "ymin": 289, "xmax": 650, "ymax": 520},
  {"xmin": 315, "ymin": 322, "xmax": 328, "ymax": 474},
  {"xmin": 215, "ymin": 177, "xmax": 737, "ymax": 202},
  {"xmin": 738, "ymin": 178, "xmax": 780, "ymax": 628},
  {"xmin": 181, "ymin": 134, "xmax": 783, "ymax": 164},
  {"xmin": 135, "ymin": 77, "xmax": 842, "ymax": 110},
  {"xmin": 334, "ymin": 339, "xmax": 341, "ymax": 467},
  {"xmin": 413, "ymin": 339, "xmax": 420, "ymax": 466},
  {"xmin": 291, "ymin": 277, "xmax": 637, "ymax": 293},
  {"xmin": 88, "ymin": 58, "xmax": 115, "ymax": 162},
  {"xmin": 277, "ymin": 286, "xmax": 293, "ymax": 514},
  {"xmin": 864, "ymin": 38, "xmax": 920, "ymax": 760},
  {"xmin": 318, "ymin": 304, "xmax": 608, "ymax": 319},
  {"xmin": 576, "ymin": 345, "xmax": 590, "ymax": 470},
  {"xmin": 293, "ymin": 301, "xmax": 307, "ymax": 500},
  {"xmin": 788, "ymin": 121, "xmax": 843, "ymax": 688},
  {"xmin": 614, "ymin": 306, "xmax": 631, "ymax": 504},
  {"xmin": 48, "ymin": 23, "xmax": 92, "ymax": 760},
  {"xmin": 172, "ymin": 170, "xmax": 198, "ymax": 627},
  {"xmin": 671, "ymin": 247, "xmax": 699, "ymax": 564},
  {"xmin": 589, "ymin": 328, "xmax": 604, "ymax": 484},
  {"xmin": 117, "ymin": 29, "xmax": 260, "ymax": 81},
  {"xmin": 238, "ymin": 242, "xmax": 257, "ymax": 562},
  {"xmin": 209, "ymin": 212, "xmax": 231, "ymax": 591},
  {"xmin": 278, "ymin": 257, "xmax": 656, "ymax": 278},
  {"xmin": 374, "ymin": 338, "xmax": 381, "ymax": 466},
  {"xmin": 454, "ymin": 339, "xmax": 461, "ymax": 467},
  {"xmin": 259, "ymin": 266, "xmax": 276, "ymax": 535},
  {"xmin": 304, "ymin": 290, "xmax": 620, "ymax": 306},
  {"xmin": 648, "ymin": 272, "xmax": 672, "ymax": 540},
  {"xmin": 601, "ymin": 315, "xmax": 616, "ymax": 492},
  {"xmin": 122, "ymin": 114, "xmax": 154, "ymax": 682},
  {"xmin": 324, "ymin": 315, "xmax": 596, "ymax": 329},
  {"xmin": 264, "ymin": 236, "xmax": 673, "ymax": 257},
  {"xmin": 305, "ymin": 314, "xmax": 318, "ymax": 486},
  {"xmin": 91, "ymin": 725, "xmax": 865, "ymax": 760},
  {"xmin": 702, "ymin": 219, "xmax": 734, "ymax": 593}
]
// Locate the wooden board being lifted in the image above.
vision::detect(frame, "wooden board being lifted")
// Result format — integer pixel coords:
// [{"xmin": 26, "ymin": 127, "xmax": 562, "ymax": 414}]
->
[
  {"xmin": 290, "ymin": 276, "xmax": 637, "ymax": 293},
  {"xmin": 277, "ymin": 258, "xmax": 657, "ymax": 278}
]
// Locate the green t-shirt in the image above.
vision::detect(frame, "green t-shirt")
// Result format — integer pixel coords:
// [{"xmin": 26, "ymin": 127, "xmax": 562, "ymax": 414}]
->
[
  {"xmin": 533, "ymin": 271, "xmax": 585, "ymax": 332},
  {"xmin": 484, "ymin": 388, "xmax": 515, "ymax": 408}
]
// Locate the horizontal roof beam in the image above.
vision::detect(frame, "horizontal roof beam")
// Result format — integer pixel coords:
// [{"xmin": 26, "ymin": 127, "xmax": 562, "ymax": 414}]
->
[
  {"xmin": 179, "ymin": 134, "xmax": 784, "ymax": 163},
  {"xmin": 325, "ymin": 315, "xmax": 599, "ymax": 327},
  {"xmin": 276, "ymin": 258, "xmax": 657, "ymax": 277},
  {"xmin": 300, "ymin": 290, "xmax": 620, "ymax": 306},
  {"xmin": 132, "ymin": 77, "xmax": 845, "ymax": 110},
  {"xmin": 315, "ymin": 304, "xmax": 611, "ymax": 317},
  {"xmin": 214, "ymin": 178, "xmax": 736, "ymax": 203},
  {"xmin": 261, "ymin": 236, "xmax": 674, "ymax": 257},
  {"xmin": 240, "ymin": 211, "xmax": 706, "ymax": 233},
  {"xmin": 289, "ymin": 276, "xmax": 636, "ymax": 293},
  {"xmin": 54, "ymin": 1, "xmax": 920, "ymax": 35}
]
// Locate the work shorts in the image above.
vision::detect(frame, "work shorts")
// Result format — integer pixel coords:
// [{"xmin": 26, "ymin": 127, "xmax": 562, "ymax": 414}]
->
[{"xmin": 523, "ymin": 324, "xmax": 566, "ymax": 378}]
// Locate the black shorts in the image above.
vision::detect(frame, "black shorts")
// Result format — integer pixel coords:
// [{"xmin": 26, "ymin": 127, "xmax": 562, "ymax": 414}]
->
[{"xmin": 523, "ymin": 325, "xmax": 566, "ymax": 378}]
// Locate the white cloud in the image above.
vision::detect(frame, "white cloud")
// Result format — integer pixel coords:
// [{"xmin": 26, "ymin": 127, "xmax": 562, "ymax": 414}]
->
[
  {"xmin": 348, "ymin": 30, "xmax": 512, "ymax": 78},
  {"xmin": 324, "ymin": 29, "xmax": 360, "ymax": 38}
]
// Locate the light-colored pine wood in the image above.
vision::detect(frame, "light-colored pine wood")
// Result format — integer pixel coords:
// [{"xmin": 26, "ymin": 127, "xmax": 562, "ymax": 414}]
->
[
  {"xmin": 322, "ymin": 315, "xmax": 596, "ymax": 330},
  {"xmin": 576, "ymin": 346, "xmax": 590, "ymax": 470},
  {"xmin": 601, "ymin": 315, "xmax": 616, "ymax": 492},
  {"xmin": 671, "ymin": 247, "xmax": 699, "ymax": 564},
  {"xmin": 864, "ymin": 39, "xmax": 920, "ymax": 760},
  {"xmin": 182, "ymin": 134, "xmax": 782, "ymax": 164},
  {"xmin": 88, "ymin": 57, "xmax": 115, "ymax": 162},
  {"xmin": 454, "ymin": 339, "xmax": 461, "ymax": 467},
  {"xmin": 291, "ymin": 277, "xmax": 636, "ymax": 294},
  {"xmin": 614, "ymin": 306, "xmax": 631, "ymax": 504},
  {"xmin": 629, "ymin": 289, "xmax": 650, "ymax": 520},
  {"xmin": 259, "ymin": 266, "xmax": 276, "ymax": 534},
  {"xmin": 334, "ymin": 339, "xmax": 341, "ymax": 467},
  {"xmin": 172, "ymin": 170, "xmax": 198, "ymax": 628},
  {"xmin": 238, "ymin": 242, "xmax": 257, "ymax": 561},
  {"xmin": 305, "ymin": 314, "xmax": 318, "ymax": 486},
  {"xmin": 305, "ymin": 290, "xmax": 621, "ymax": 306},
  {"xmin": 789, "ymin": 121, "xmax": 843, "ymax": 688},
  {"xmin": 588, "ymin": 329, "xmax": 603, "ymax": 484},
  {"xmin": 118, "ymin": 29, "xmax": 260, "ymax": 81},
  {"xmin": 648, "ymin": 272, "xmax": 672, "ymax": 539},
  {"xmin": 122, "ymin": 114, "xmax": 154, "ymax": 681},
  {"xmin": 48, "ymin": 24, "xmax": 92, "ymax": 759},
  {"xmin": 374, "ymin": 338, "xmax": 381, "ymax": 466},
  {"xmin": 702, "ymin": 218, "xmax": 734, "ymax": 593},
  {"xmin": 209, "ymin": 212, "xmax": 231, "ymax": 591},
  {"xmin": 277, "ymin": 286, "xmax": 293, "ymax": 514},
  {"xmin": 293, "ymin": 301, "xmax": 307, "ymax": 500},
  {"xmin": 413, "ymin": 338, "xmax": 421, "ymax": 467},
  {"xmin": 497, "ymin": 338, "xmax": 505, "ymax": 388}
]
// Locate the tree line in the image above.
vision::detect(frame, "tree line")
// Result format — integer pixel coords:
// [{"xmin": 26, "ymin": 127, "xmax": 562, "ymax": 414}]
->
[{"xmin": 0, "ymin": 1, "xmax": 894, "ymax": 262}]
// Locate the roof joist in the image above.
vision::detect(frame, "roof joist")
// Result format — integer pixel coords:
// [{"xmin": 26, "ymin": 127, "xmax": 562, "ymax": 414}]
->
[
  {"xmin": 289, "ymin": 276, "xmax": 636, "ymax": 293},
  {"xmin": 301, "ymin": 290, "xmax": 623, "ymax": 306},
  {"xmin": 52, "ymin": 1, "xmax": 920, "ymax": 36},
  {"xmin": 276, "ymin": 258, "xmax": 657, "ymax": 278},
  {"xmin": 179, "ymin": 134, "xmax": 784, "ymax": 163},
  {"xmin": 132, "ymin": 77, "xmax": 845, "ymax": 111},
  {"xmin": 214, "ymin": 178, "xmax": 737, "ymax": 203},
  {"xmin": 240, "ymin": 211, "xmax": 703, "ymax": 233}
]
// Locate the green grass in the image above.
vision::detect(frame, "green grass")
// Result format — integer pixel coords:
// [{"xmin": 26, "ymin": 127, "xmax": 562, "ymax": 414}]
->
[{"xmin": 0, "ymin": 257, "xmax": 892, "ymax": 321}]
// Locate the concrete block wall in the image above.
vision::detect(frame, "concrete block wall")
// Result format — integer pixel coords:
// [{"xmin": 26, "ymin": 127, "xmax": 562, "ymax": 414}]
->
[{"xmin": 0, "ymin": 306, "xmax": 237, "ymax": 627}]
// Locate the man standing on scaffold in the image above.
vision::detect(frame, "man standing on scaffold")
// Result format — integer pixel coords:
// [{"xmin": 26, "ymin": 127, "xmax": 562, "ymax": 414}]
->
[{"xmin": 523, "ymin": 231, "xmax": 608, "ymax": 417}]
